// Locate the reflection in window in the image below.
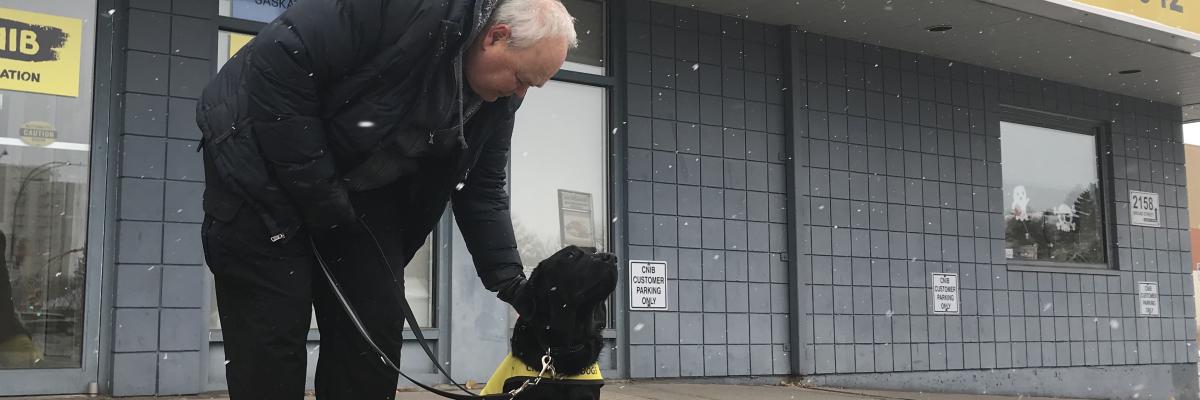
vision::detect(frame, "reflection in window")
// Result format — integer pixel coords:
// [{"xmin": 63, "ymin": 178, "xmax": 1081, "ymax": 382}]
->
[
  {"xmin": 510, "ymin": 81, "xmax": 608, "ymax": 268},
  {"xmin": 206, "ymin": 32, "xmax": 434, "ymax": 331},
  {"xmin": 1001, "ymin": 122, "xmax": 1106, "ymax": 266},
  {"xmin": 0, "ymin": 0, "xmax": 98, "ymax": 369},
  {"xmin": 218, "ymin": 0, "xmax": 294, "ymax": 23},
  {"xmin": 509, "ymin": 81, "xmax": 609, "ymax": 324},
  {"xmin": 561, "ymin": 0, "xmax": 605, "ymax": 75}
]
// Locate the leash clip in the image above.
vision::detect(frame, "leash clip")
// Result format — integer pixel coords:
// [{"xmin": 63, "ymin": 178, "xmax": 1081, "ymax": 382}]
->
[{"xmin": 505, "ymin": 354, "xmax": 554, "ymax": 398}]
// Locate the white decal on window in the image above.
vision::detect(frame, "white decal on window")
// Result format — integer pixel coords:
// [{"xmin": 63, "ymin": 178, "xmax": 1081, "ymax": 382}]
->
[
  {"xmin": 1010, "ymin": 186, "xmax": 1030, "ymax": 221},
  {"xmin": 1053, "ymin": 204, "xmax": 1075, "ymax": 232}
]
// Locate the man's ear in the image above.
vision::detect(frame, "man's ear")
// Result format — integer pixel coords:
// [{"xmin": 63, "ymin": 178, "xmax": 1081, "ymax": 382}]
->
[{"xmin": 483, "ymin": 23, "xmax": 512, "ymax": 50}]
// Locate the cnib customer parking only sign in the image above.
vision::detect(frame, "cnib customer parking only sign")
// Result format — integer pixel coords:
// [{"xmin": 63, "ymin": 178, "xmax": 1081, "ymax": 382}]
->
[
  {"xmin": 629, "ymin": 260, "xmax": 668, "ymax": 310},
  {"xmin": 931, "ymin": 273, "xmax": 959, "ymax": 314}
]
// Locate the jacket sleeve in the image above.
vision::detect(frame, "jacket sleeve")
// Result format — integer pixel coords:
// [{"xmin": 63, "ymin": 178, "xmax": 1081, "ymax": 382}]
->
[
  {"xmin": 242, "ymin": 0, "xmax": 394, "ymax": 229},
  {"xmin": 451, "ymin": 117, "xmax": 525, "ymax": 291}
]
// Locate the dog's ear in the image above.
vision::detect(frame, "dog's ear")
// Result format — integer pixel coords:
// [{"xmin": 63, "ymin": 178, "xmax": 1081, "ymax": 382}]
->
[{"xmin": 578, "ymin": 246, "xmax": 598, "ymax": 254}]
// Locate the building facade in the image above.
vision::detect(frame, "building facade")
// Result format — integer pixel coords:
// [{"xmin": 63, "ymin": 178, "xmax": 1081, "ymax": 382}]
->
[{"xmin": 0, "ymin": 0, "xmax": 1198, "ymax": 398}]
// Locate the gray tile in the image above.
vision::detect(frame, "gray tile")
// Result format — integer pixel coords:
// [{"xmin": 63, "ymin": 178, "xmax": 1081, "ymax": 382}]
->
[
  {"xmin": 114, "ymin": 308, "xmax": 159, "ymax": 352},
  {"xmin": 119, "ymin": 221, "xmax": 163, "ymax": 264},
  {"xmin": 704, "ymin": 313, "xmax": 727, "ymax": 344},
  {"xmin": 169, "ymin": 56, "xmax": 208, "ymax": 97},
  {"xmin": 157, "ymin": 352, "xmax": 202, "ymax": 395},
  {"xmin": 655, "ymin": 346, "xmax": 681, "ymax": 377},
  {"xmin": 170, "ymin": 15, "xmax": 212, "ymax": 59},
  {"xmin": 814, "ymin": 315, "xmax": 834, "ymax": 344},
  {"xmin": 728, "ymin": 344, "xmax": 751, "ymax": 375},
  {"xmin": 161, "ymin": 265, "xmax": 205, "ymax": 308},
  {"xmin": 686, "ymin": 312, "xmax": 700, "ymax": 343},
  {"xmin": 679, "ymin": 281, "xmax": 702, "ymax": 312},
  {"xmin": 112, "ymin": 352, "xmax": 157, "ymax": 396},
  {"xmin": 630, "ymin": 312, "xmax": 654, "ymax": 344},
  {"xmin": 835, "ymin": 315, "xmax": 854, "ymax": 343},
  {"xmin": 159, "ymin": 308, "xmax": 204, "ymax": 351},
  {"xmin": 750, "ymin": 313, "xmax": 772, "ymax": 344},
  {"xmin": 893, "ymin": 343, "xmax": 912, "ymax": 371},
  {"xmin": 166, "ymin": 139, "xmax": 203, "ymax": 182},
  {"xmin": 929, "ymin": 343, "xmax": 947, "ymax": 370},
  {"xmin": 120, "ymin": 178, "xmax": 164, "ymax": 221},
  {"xmin": 164, "ymin": 180, "xmax": 203, "ymax": 223},
  {"xmin": 630, "ymin": 345, "xmax": 656, "ymax": 378},
  {"xmin": 911, "ymin": 343, "xmax": 929, "ymax": 371},
  {"xmin": 125, "ymin": 94, "xmax": 168, "ymax": 136},
  {"xmin": 127, "ymin": 9, "xmax": 170, "ymax": 53},
  {"xmin": 163, "ymin": 223, "xmax": 203, "ymax": 265},
  {"xmin": 835, "ymin": 344, "xmax": 856, "ymax": 373},
  {"xmin": 751, "ymin": 344, "xmax": 773, "ymax": 375},
  {"xmin": 115, "ymin": 264, "xmax": 162, "ymax": 308},
  {"xmin": 680, "ymin": 345, "xmax": 705, "ymax": 376},
  {"xmin": 727, "ymin": 313, "xmax": 750, "ymax": 344},
  {"xmin": 704, "ymin": 345, "xmax": 728, "ymax": 375},
  {"xmin": 655, "ymin": 313, "xmax": 680, "ymax": 345},
  {"xmin": 126, "ymin": 51, "xmax": 169, "ymax": 95},
  {"xmin": 703, "ymin": 281, "xmax": 726, "ymax": 312}
]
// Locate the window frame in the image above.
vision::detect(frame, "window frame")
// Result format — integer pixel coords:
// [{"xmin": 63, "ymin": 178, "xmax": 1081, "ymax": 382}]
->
[{"xmin": 997, "ymin": 106, "xmax": 1118, "ymax": 272}]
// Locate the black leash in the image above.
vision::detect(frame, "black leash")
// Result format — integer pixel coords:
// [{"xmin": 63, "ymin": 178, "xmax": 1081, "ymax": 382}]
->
[{"xmin": 308, "ymin": 222, "xmax": 551, "ymax": 400}]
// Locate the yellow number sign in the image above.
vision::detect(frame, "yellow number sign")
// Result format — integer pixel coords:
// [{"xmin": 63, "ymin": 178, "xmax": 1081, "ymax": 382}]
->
[
  {"xmin": 1073, "ymin": 0, "xmax": 1200, "ymax": 37},
  {"xmin": 0, "ymin": 7, "xmax": 83, "ymax": 97}
]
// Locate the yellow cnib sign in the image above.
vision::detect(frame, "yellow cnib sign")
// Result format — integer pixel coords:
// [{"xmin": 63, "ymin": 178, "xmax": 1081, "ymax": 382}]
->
[
  {"xmin": 229, "ymin": 32, "xmax": 254, "ymax": 60},
  {"xmin": 1073, "ymin": 0, "xmax": 1200, "ymax": 37},
  {"xmin": 0, "ymin": 7, "xmax": 83, "ymax": 97}
]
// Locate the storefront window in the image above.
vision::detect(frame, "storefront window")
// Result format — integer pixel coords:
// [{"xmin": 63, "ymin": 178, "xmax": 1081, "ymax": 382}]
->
[
  {"xmin": 218, "ymin": 0, "xmax": 294, "ymax": 24},
  {"xmin": 561, "ymin": 0, "xmax": 605, "ymax": 75},
  {"xmin": 219, "ymin": 0, "xmax": 606, "ymax": 74},
  {"xmin": 206, "ymin": 31, "xmax": 434, "ymax": 331},
  {"xmin": 510, "ymin": 80, "xmax": 609, "ymax": 274},
  {"xmin": 0, "ymin": 0, "xmax": 97, "ymax": 369},
  {"xmin": 1001, "ymin": 121, "xmax": 1107, "ymax": 267}
]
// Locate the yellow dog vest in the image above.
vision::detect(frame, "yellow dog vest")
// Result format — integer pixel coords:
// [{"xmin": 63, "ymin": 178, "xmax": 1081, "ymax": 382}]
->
[{"xmin": 480, "ymin": 353, "xmax": 603, "ymax": 395}]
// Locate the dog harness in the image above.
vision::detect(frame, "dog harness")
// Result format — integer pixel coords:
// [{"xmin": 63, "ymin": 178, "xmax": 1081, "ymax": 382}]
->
[{"xmin": 481, "ymin": 353, "xmax": 603, "ymax": 395}]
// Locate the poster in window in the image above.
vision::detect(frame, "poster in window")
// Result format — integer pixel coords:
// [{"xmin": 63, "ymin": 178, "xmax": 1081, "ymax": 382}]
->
[
  {"xmin": 558, "ymin": 190, "xmax": 595, "ymax": 249},
  {"xmin": 0, "ymin": 7, "xmax": 83, "ymax": 97}
]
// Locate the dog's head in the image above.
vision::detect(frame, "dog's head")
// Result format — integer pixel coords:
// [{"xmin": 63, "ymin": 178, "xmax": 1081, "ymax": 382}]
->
[{"xmin": 511, "ymin": 245, "xmax": 618, "ymax": 376}]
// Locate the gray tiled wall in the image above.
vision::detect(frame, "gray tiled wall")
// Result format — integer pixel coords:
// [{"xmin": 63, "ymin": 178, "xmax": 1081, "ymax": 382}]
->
[
  {"xmin": 111, "ymin": 0, "xmax": 213, "ymax": 395},
  {"xmin": 624, "ymin": 1, "xmax": 792, "ymax": 378},
  {"xmin": 789, "ymin": 28, "xmax": 1197, "ymax": 374}
]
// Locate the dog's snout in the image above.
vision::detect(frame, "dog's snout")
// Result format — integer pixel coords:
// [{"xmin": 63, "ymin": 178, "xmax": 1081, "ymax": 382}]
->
[{"xmin": 592, "ymin": 252, "xmax": 617, "ymax": 265}]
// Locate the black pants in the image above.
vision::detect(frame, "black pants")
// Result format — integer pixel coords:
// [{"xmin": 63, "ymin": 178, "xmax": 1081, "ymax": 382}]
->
[{"xmin": 203, "ymin": 188, "xmax": 414, "ymax": 400}]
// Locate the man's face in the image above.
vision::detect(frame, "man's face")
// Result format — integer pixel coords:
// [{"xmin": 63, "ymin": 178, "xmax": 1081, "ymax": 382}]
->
[{"xmin": 465, "ymin": 24, "xmax": 569, "ymax": 102}]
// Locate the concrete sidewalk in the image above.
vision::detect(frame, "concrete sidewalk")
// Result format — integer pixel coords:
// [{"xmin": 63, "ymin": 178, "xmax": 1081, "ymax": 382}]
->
[{"xmin": 17, "ymin": 382, "xmax": 1079, "ymax": 399}]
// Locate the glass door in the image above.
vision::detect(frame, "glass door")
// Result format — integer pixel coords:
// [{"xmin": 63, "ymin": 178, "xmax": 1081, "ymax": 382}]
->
[{"xmin": 0, "ymin": 0, "xmax": 103, "ymax": 395}]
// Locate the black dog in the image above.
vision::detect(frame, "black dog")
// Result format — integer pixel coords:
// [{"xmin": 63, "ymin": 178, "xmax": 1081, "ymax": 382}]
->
[{"xmin": 483, "ymin": 245, "xmax": 618, "ymax": 399}]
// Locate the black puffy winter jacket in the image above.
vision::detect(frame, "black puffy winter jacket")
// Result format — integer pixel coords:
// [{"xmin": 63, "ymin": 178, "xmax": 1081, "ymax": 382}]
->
[{"xmin": 196, "ymin": 0, "xmax": 524, "ymax": 289}]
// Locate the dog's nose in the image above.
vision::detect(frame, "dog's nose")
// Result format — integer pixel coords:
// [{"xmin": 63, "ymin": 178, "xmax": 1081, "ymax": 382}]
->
[{"xmin": 593, "ymin": 252, "xmax": 617, "ymax": 265}]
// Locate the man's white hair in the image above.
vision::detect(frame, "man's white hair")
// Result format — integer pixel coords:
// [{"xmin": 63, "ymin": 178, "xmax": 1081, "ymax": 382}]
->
[{"xmin": 491, "ymin": 0, "xmax": 579, "ymax": 49}]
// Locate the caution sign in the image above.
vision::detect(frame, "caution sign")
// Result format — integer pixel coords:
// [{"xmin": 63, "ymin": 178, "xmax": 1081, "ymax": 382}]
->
[
  {"xmin": 931, "ymin": 273, "xmax": 959, "ymax": 315},
  {"xmin": 19, "ymin": 121, "xmax": 55, "ymax": 146},
  {"xmin": 0, "ymin": 7, "xmax": 83, "ymax": 97},
  {"xmin": 1138, "ymin": 281, "xmax": 1159, "ymax": 316},
  {"xmin": 629, "ymin": 260, "xmax": 667, "ymax": 310}
]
